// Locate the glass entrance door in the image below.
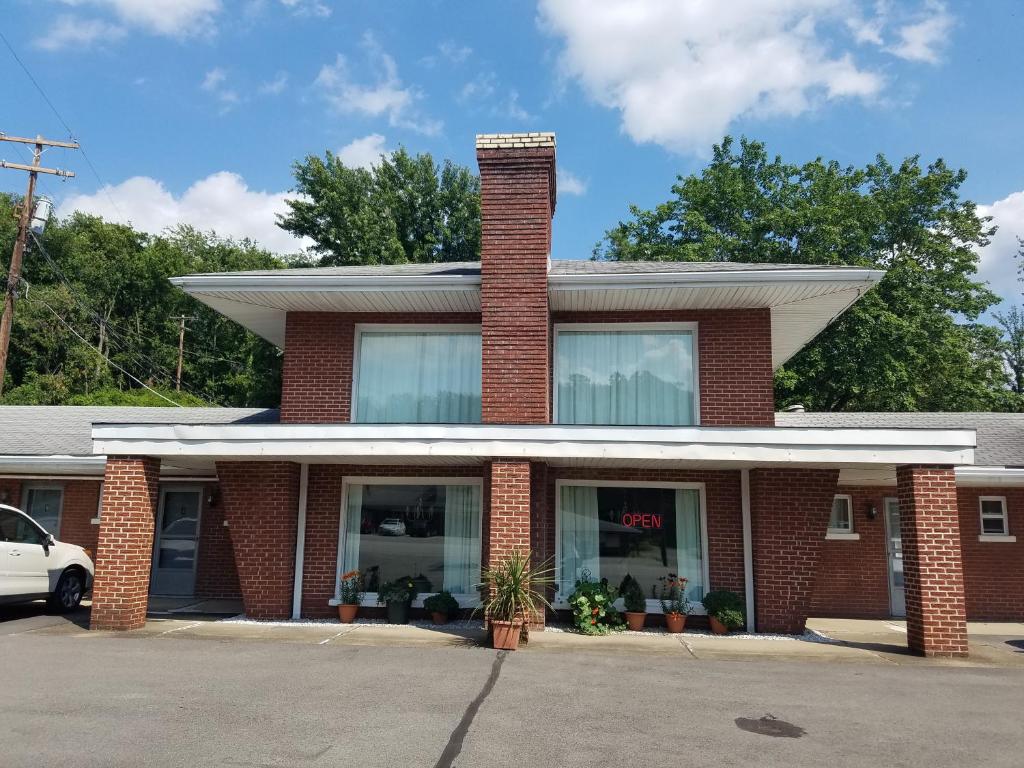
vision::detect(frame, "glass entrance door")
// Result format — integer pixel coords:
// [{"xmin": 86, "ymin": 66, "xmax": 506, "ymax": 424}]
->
[
  {"xmin": 150, "ymin": 487, "xmax": 202, "ymax": 596},
  {"xmin": 884, "ymin": 497, "xmax": 905, "ymax": 617}
]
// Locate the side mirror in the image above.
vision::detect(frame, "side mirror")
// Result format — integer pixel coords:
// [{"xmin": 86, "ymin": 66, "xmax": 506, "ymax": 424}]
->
[{"xmin": 43, "ymin": 533, "xmax": 55, "ymax": 551}]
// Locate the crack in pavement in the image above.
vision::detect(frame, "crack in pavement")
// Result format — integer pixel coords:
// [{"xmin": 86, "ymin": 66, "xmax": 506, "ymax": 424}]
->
[{"xmin": 432, "ymin": 651, "xmax": 507, "ymax": 768}]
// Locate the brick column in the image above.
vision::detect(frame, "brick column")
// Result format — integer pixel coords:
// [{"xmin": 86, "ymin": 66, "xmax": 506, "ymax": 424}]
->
[
  {"xmin": 216, "ymin": 461, "xmax": 300, "ymax": 619},
  {"xmin": 749, "ymin": 468, "xmax": 838, "ymax": 633},
  {"xmin": 90, "ymin": 457, "xmax": 161, "ymax": 631},
  {"xmin": 477, "ymin": 132, "xmax": 555, "ymax": 425},
  {"xmin": 897, "ymin": 465, "xmax": 968, "ymax": 657}
]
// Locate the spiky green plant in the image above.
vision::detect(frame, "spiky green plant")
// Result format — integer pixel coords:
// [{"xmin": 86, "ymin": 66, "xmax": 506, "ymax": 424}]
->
[{"xmin": 477, "ymin": 550, "xmax": 554, "ymax": 625}]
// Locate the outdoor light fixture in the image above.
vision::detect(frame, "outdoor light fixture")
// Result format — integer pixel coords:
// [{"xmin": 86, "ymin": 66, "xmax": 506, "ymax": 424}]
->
[
  {"xmin": 0, "ymin": 489, "xmax": 9, "ymax": 503},
  {"xmin": 207, "ymin": 488, "xmax": 220, "ymax": 507},
  {"xmin": 866, "ymin": 502, "xmax": 878, "ymax": 520}
]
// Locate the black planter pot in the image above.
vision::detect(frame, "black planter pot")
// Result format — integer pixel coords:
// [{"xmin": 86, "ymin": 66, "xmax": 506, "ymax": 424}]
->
[{"xmin": 386, "ymin": 599, "xmax": 412, "ymax": 624}]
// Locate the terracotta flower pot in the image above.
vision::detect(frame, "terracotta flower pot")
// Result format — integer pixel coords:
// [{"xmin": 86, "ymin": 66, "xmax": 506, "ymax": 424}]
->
[
  {"xmin": 491, "ymin": 619, "xmax": 523, "ymax": 650},
  {"xmin": 709, "ymin": 615, "xmax": 729, "ymax": 635},
  {"xmin": 431, "ymin": 611, "xmax": 448, "ymax": 625},
  {"xmin": 625, "ymin": 611, "xmax": 647, "ymax": 631},
  {"xmin": 337, "ymin": 604, "xmax": 359, "ymax": 623},
  {"xmin": 664, "ymin": 612, "xmax": 686, "ymax": 634}
]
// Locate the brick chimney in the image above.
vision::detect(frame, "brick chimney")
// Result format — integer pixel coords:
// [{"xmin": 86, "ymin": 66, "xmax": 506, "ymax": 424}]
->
[{"xmin": 476, "ymin": 132, "xmax": 556, "ymax": 424}]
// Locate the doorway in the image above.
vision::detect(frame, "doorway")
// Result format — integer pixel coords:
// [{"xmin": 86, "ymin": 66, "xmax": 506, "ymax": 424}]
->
[
  {"xmin": 150, "ymin": 486, "xmax": 202, "ymax": 596},
  {"xmin": 883, "ymin": 497, "xmax": 905, "ymax": 617}
]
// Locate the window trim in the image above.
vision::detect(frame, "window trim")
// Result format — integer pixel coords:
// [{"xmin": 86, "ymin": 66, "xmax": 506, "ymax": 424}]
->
[
  {"xmin": 351, "ymin": 323, "xmax": 483, "ymax": 424},
  {"xmin": 333, "ymin": 475, "xmax": 485, "ymax": 608},
  {"xmin": 826, "ymin": 493, "xmax": 855, "ymax": 537},
  {"xmin": 553, "ymin": 478, "xmax": 710, "ymax": 614},
  {"xmin": 552, "ymin": 321, "xmax": 701, "ymax": 427},
  {"xmin": 20, "ymin": 482, "xmax": 64, "ymax": 537},
  {"xmin": 979, "ymin": 495, "xmax": 1010, "ymax": 538},
  {"xmin": 91, "ymin": 480, "xmax": 103, "ymax": 525}
]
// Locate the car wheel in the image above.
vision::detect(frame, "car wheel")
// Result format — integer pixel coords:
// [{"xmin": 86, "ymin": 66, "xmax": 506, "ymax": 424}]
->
[{"xmin": 48, "ymin": 568, "xmax": 85, "ymax": 613}]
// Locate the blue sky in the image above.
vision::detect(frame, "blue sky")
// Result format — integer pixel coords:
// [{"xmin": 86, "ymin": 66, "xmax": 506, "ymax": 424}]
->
[{"xmin": 2, "ymin": 0, "xmax": 1023, "ymax": 311}]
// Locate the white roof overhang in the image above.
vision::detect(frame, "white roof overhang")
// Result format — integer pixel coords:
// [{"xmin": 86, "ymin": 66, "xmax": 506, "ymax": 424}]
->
[
  {"xmin": 0, "ymin": 454, "xmax": 215, "ymax": 479},
  {"xmin": 171, "ymin": 268, "xmax": 884, "ymax": 368},
  {"xmin": 92, "ymin": 423, "xmax": 974, "ymax": 470}
]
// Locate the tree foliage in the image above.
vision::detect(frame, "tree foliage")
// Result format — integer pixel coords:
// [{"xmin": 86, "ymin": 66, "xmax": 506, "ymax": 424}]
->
[
  {"xmin": 0, "ymin": 192, "xmax": 287, "ymax": 407},
  {"xmin": 277, "ymin": 147, "xmax": 481, "ymax": 265},
  {"xmin": 598, "ymin": 137, "xmax": 1017, "ymax": 411}
]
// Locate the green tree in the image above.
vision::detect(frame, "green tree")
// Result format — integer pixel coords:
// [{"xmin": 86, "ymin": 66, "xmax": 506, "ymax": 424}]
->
[
  {"xmin": 598, "ymin": 137, "xmax": 1008, "ymax": 411},
  {"xmin": 995, "ymin": 305, "xmax": 1024, "ymax": 396},
  {"xmin": 278, "ymin": 147, "xmax": 481, "ymax": 265}
]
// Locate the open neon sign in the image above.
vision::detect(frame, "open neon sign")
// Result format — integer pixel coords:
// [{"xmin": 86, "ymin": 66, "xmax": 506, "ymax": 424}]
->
[{"xmin": 620, "ymin": 513, "xmax": 663, "ymax": 529}]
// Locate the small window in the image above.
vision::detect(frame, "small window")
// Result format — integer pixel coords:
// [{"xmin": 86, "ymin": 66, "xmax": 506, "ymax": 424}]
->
[
  {"xmin": 828, "ymin": 495, "xmax": 854, "ymax": 534},
  {"xmin": 23, "ymin": 485, "xmax": 63, "ymax": 535},
  {"xmin": 979, "ymin": 497, "xmax": 1009, "ymax": 536}
]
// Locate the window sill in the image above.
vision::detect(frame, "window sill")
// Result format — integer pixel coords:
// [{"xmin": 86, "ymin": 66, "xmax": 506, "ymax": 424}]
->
[
  {"xmin": 825, "ymin": 532, "xmax": 860, "ymax": 541},
  {"xmin": 90, "ymin": 517, "xmax": 100, "ymax": 525},
  {"xmin": 978, "ymin": 534, "xmax": 1016, "ymax": 543},
  {"xmin": 329, "ymin": 593, "xmax": 480, "ymax": 609}
]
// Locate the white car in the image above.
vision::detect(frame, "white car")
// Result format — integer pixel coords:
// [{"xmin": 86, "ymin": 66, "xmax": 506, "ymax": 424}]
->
[
  {"xmin": 377, "ymin": 518, "xmax": 407, "ymax": 536},
  {"xmin": 0, "ymin": 503, "xmax": 94, "ymax": 612}
]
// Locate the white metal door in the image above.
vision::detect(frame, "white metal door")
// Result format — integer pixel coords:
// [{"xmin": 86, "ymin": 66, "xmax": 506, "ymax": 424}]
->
[
  {"xmin": 884, "ymin": 497, "xmax": 906, "ymax": 617},
  {"xmin": 150, "ymin": 487, "xmax": 202, "ymax": 596}
]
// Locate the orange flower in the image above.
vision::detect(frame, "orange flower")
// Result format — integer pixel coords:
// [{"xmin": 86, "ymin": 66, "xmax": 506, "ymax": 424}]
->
[{"xmin": 340, "ymin": 570, "xmax": 360, "ymax": 581}]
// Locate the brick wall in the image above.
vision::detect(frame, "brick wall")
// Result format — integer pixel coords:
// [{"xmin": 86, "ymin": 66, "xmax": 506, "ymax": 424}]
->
[
  {"xmin": 810, "ymin": 486, "xmax": 892, "ymax": 618},
  {"xmin": 194, "ymin": 483, "xmax": 241, "ymax": 600},
  {"xmin": 216, "ymin": 461, "xmax": 300, "ymax": 619},
  {"xmin": 478, "ymin": 142, "xmax": 554, "ymax": 424},
  {"xmin": 280, "ymin": 312, "xmax": 481, "ymax": 423},
  {"xmin": 897, "ymin": 465, "xmax": 967, "ymax": 657},
  {"xmin": 90, "ymin": 457, "xmax": 161, "ymax": 631},
  {"xmin": 750, "ymin": 468, "xmax": 838, "ymax": 633},
  {"xmin": 58, "ymin": 480, "xmax": 102, "ymax": 554},
  {"xmin": 957, "ymin": 487, "xmax": 1023, "ymax": 621},
  {"xmin": 550, "ymin": 309, "xmax": 774, "ymax": 426}
]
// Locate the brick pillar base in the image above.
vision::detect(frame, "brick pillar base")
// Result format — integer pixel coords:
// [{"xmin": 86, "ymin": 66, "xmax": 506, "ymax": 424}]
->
[
  {"xmin": 217, "ymin": 461, "xmax": 300, "ymax": 619},
  {"xmin": 90, "ymin": 457, "xmax": 160, "ymax": 631},
  {"xmin": 750, "ymin": 468, "xmax": 838, "ymax": 634},
  {"xmin": 897, "ymin": 465, "xmax": 968, "ymax": 657},
  {"xmin": 485, "ymin": 459, "xmax": 542, "ymax": 629}
]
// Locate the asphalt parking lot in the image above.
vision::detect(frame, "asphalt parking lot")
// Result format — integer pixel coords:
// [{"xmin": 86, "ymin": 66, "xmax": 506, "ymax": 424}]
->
[{"xmin": 3, "ymin": 603, "xmax": 1024, "ymax": 768}]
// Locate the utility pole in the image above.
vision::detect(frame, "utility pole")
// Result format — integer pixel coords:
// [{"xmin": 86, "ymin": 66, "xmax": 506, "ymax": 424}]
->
[
  {"xmin": 171, "ymin": 315, "xmax": 194, "ymax": 392},
  {"xmin": 0, "ymin": 133, "xmax": 78, "ymax": 395}
]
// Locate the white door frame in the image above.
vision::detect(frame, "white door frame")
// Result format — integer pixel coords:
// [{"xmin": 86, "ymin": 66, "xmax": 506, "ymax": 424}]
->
[
  {"xmin": 883, "ymin": 496, "xmax": 905, "ymax": 618},
  {"xmin": 150, "ymin": 485, "xmax": 203, "ymax": 597}
]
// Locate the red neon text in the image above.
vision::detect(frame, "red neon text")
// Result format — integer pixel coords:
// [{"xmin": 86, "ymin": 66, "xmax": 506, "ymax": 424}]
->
[{"xmin": 621, "ymin": 513, "xmax": 662, "ymax": 529}]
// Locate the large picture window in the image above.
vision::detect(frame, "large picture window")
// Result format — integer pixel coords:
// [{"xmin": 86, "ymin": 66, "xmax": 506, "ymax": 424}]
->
[
  {"xmin": 554, "ymin": 324, "xmax": 697, "ymax": 426},
  {"xmin": 338, "ymin": 480, "xmax": 482, "ymax": 601},
  {"xmin": 353, "ymin": 326, "xmax": 482, "ymax": 423},
  {"xmin": 556, "ymin": 482, "xmax": 706, "ymax": 609}
]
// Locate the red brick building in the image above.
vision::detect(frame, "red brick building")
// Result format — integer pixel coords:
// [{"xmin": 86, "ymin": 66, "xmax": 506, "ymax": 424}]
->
[{"xmin": 12, "ymin": 133, "xmax": 1020, "ymax": 658}]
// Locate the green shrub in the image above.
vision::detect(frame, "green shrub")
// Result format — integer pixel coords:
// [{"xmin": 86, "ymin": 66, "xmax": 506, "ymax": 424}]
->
[
  {"xmin": 378, "ymin": 576, "xmax": 418, "ymax": 604},
  {"xmin": 701, "ymin": 590, "xmax": 745, "ymax": 629},
  {"xmin": 423, "ymin": 590, "xmax": 459, "ymax": 617},
  {"xmin": 715, "ymin": 607, "xmax": 746, "ymax": 631},
  {"xmin": 568, "ymin": 572, "xmax": 623, "ymax": 635},
  {"xmin": 619, "ymin": 574, "xmax": 646, "ymax": 613}
]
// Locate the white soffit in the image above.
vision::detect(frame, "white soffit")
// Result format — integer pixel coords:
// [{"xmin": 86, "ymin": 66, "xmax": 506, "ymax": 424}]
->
[{"xmin": 92, "ymin": 423, "xmax": 974, "ymax": 468}]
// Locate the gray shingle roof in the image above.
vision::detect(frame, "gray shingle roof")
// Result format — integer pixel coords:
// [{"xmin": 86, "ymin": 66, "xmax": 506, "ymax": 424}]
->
[
  {"xmin": 776, "ymin": 411, "xmax": 1024, "ymax": 467},
  {"xmin": 0, "ymin": 406, "xmax": 278, "ymax": 456}
]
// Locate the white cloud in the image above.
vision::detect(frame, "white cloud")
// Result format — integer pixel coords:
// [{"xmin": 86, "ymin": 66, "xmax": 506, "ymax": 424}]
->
[
  {"xmin": 557, "ymin": 168, "xmax": 587, "ymax": 197},
  {"xmin": 439, "ymin": 41, "xmax": 472, "ymax": 64},
  {"xmin": 201, "ymin": 68, "xmax": 226, "ymax": 91},
  {"xmin": 54, "ymin": 0, "xmax": 221, "ymax": 38},
  {"xmin": 33, "ymin": 14, "xmax": 126, "ymax": 51},
  {"xmin": 888, "ymin": 1, "xmax": 953, "ymax": 64},
  {"xmin": 538, "ymin": 0, "xmax": 892, "ymax": 154},
  {"xmin": 314, "ymin": 33, "xmax": 442, "ymax": 135},
  {"xmin": 57, "ymin": 173, "xmax": 311, "ymax": 254},
  {"xmin": 459, "ymin": 72, "xmax": 496, "ymax": 103},
  {"xmin": 336, "ymin": 134, "xmax": 389, "ymax": 169},
  {"xmin": 459, "ymin": 72, "xmax": 534, "ymax": 121},
  {"xmin": 977, "ymin": 191, "xmax": 1024, "ymax": 304},
  {"xmin": 200, "ymin": 68, "xmax": 240, "ymax": 112},
  {"xmin": 280, "ymin": 0, "xmax": 331, "ymax": 18},
  {"xmin": 259, "ymin": 71, "xmax": 289, "ymax": 95}
]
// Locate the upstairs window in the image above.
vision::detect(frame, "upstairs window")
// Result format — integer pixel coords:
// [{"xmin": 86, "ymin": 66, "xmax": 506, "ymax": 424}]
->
[
  {"xmin": 353, "ymin": 325, "xmax": 481, "ymax": 424},
  {"xmin": 979, "ymin": 497, "xmax": 1009, "ymax": 536},
  {"xmin": 555, "ymin": 323, "xmax": 698, "ymax": 426}
]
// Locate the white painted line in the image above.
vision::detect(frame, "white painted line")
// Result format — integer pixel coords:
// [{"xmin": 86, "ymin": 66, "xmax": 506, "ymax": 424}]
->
[
  {"xmin": 155, "ymin": 621, "xmax": 201, "ymax": 637},
  {"xmin": 885, "ymin": 623, "xmax": 908, "ymax": 633},
  {"xmin": 318, "ymin": 626, "xmax": 359, "ymax": 645}
]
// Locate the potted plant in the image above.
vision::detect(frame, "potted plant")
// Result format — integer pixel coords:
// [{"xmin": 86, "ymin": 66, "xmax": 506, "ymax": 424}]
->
[
  {"xmin": 336, "ymin": 569, "xmax": 363, "ymax": 623},
  {"xmin": 619, "ymin": 573, "xmax": 647, "ymax": 631},
  {"xmin": 423, "ymin": 590, "xmax": 459, "ymax": 624},
  {"xmin": 478, "ymin": 550, "xmax": 553, "ymax": 651},
  {"xmin": 567, "ymin": 571, "xmax": 623, "ymax": 635},
  {"xmin": 378, "ymin": 576, "xmax": 417, "ymax": 624},
  {"xmin": 701, "ymin": 590, "xmax": 746, "ymax": 634},
  {"xmin": 658, "ymin": 573, "xmax": 690, "ymax": 633}
]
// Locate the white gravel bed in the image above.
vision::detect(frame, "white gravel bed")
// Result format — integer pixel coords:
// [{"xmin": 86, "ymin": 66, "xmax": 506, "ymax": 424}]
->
[{"xmin": 218, "ymin": 615, "xmax": 485, "ymax": 630}]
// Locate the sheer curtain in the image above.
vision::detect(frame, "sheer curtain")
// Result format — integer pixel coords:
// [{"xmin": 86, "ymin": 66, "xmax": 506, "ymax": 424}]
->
[
  {"xmin": 675, "ymin": 489, "xmax": 704, "ymax": 603},
  {"xmin": 556, "ymin": 330, "xmax": 694, "ymax": 426},
  {"xmin": 443, "ymin": 484, "xmax": 481, "ymax": 594},
  {"xmin": 355, "ymin": 331, "xmax": 482, "ymax": 423},
  {"xmin": 340, "ymin": 484, "xmax": 363, "ymax": 596},
  {"xmin": 558, "ymin": 485, "xmax": 600, "ymax": 598}
]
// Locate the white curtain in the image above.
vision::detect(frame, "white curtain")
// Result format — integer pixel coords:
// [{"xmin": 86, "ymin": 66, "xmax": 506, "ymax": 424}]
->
[
  {"xmin": 558, "ymin": 485, "xmax": 600, "ymax": 597},
  {"xmin": 556, "ymin": 330, "xmax": 694, "ymax": 425},
  {"xmin": 443, "ymin": 485, "xmax": 481, "ymax": 594},
  {"xmin": 341, "ymin": 484, "xmax": 363, "ymax": 595},
  {"xmin": 675, "ymin": 489, "xmax": 704, "ymax": 602},
  {"xmin": 356, "ymin": 331, "xmax": 482, "ymax": 423}
]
